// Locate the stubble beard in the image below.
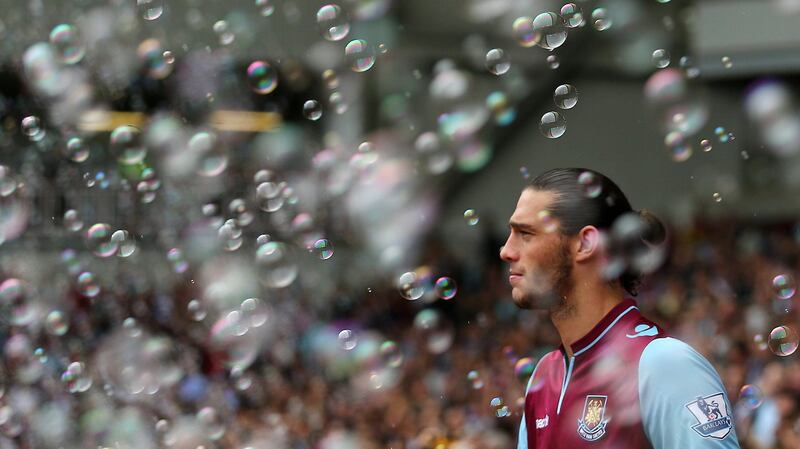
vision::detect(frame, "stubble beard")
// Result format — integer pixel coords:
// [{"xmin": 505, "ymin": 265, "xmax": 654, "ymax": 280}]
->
[{"xmin": 514, "ymin": 240, "xmax": 575, "ymax": 318}]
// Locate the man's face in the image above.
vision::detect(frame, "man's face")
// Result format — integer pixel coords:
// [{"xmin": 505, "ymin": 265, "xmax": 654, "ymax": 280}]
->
[{"xmin": 500, "ymin": 189, "xmax": 573, "ymax": 310}]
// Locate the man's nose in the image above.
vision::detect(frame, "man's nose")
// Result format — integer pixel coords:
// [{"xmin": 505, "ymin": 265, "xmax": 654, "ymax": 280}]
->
[{"xmin": 499, "ymin": 239, "xmax": 517, "ymax": 262}]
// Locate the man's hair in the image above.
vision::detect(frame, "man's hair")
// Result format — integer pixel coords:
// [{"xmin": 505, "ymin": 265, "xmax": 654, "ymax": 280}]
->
[{"xmin": 528, "ymin": 168, "xmax": 666, "ymax": 296}]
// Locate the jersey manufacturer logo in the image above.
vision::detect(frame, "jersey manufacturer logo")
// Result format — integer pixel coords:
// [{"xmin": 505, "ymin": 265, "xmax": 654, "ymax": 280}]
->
[
  {"xmin": 535, "ymin": 414, "xmax": 549, "ymax": 429},
  {"xmin": 685, "ymin": 393, "xmax": 733, "ymax": 439},
  {"xmin": 577, "ymin": 395, "xmax": 609, "ymax": 441},
  {"xmin": 625, "ymin": 324, "xmax": 659, "ymax": 339}
]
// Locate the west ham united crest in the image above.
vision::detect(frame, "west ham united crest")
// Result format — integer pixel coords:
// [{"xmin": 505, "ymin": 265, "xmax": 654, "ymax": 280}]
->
[
  {"xmin": 686, "ymin": 393, "xmax": 733, "ymax": 439},
  {"xmin": 577, "ymin": 395, "xmax": 610, "ymax": 441}
]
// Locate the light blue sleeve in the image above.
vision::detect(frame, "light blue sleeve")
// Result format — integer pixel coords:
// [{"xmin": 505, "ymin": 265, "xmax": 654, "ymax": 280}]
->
[
  {"xmin": 517, "ymin": 359, "xmax": 543, "ymax": 449},
  {"xmin": 639, "ymin": 337, "xmax": 741, "ymax": 449}
]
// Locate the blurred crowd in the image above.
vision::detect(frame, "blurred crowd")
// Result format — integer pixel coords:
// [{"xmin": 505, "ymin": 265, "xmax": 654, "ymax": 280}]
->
[{"xmin": 3, "ymin": 216, "xmax": 800, "ymax": 449}]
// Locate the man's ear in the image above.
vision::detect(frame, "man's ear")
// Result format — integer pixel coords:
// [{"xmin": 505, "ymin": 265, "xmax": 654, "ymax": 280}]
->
[{"xmin": 574, "ymin": 226, "xmax": 600, "ymax": 262}]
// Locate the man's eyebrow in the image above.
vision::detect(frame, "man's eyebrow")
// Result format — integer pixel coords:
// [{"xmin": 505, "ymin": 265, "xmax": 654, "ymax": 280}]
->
[{"xmin": 508, "ymin": 221, "xmax": 536, "ymax": 232}]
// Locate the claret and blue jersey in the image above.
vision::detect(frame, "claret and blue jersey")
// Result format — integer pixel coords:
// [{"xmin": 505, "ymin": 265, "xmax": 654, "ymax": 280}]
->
[{"xmin": 518, "ymin": 299, "xmax": 741, "ymax": 449}]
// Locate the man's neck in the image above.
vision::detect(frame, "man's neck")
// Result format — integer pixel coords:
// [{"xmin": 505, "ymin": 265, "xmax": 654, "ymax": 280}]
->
[{"xmin": 551, "ymin": 286, "xmax": 625, "ymax": 358}]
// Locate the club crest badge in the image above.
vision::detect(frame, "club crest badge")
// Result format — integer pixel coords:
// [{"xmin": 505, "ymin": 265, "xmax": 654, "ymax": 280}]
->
[
  {"xmin": 685, "ymin": 393, "xmax": 733, "ymax": 439},
  {"xmin": 577, "ymin": 395, "xmax": 610, "ymax": 441}
]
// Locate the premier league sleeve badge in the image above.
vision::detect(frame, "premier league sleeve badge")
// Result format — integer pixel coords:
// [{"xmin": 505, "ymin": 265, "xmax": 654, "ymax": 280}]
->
[
  {"xmin": 685, "ymin": 393, "xmax": 733, "ymax": 439},
  {"xmin": 577, "ymin": 395, "xmax": 610, "ymax": 441}
]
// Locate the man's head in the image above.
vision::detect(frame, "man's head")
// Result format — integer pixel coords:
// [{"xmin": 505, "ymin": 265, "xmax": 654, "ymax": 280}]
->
[{"xmin": 499, "ymin": 168, "xmax": 665, "ymax": 310}]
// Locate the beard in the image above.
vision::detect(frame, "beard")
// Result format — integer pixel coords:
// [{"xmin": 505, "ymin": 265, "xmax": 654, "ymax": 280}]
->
[{"xmin": 513, "ymin": 239, "xmax": 574, "ymax": 314}]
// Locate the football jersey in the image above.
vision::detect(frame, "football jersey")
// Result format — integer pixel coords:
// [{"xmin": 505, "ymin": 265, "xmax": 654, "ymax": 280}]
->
[{"xmin": 517, "ymin": 298, "xmax": 740, "ymax": 449}]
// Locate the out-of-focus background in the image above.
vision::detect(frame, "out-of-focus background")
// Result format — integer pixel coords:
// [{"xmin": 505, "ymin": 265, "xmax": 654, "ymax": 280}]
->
[{"xmin": 1, "ymin": 0, "xmax": 800, "ymax": 448}]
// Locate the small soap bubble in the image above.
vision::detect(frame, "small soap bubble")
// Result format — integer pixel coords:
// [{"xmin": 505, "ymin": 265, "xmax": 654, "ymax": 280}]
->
[
  {"xmin": 303, "ymin": 100, "xmax": 323, "ymax": 121},
  {"xmin": 61, "ymin": 361, "xmax": 92, "ymax": 393},
  {"xmin": 512, "ymin": 17, "xmax": 539, "ymax": 47},
  {"xmin": 21, "ymin": 116, "xmax": 44, "ymax": 141},
  {"xmin": 652, "ymin": 49, "xmax": 670, "ymax": 68},
  {"xmin": 721, "ymin": 56, "xmax": 732, "ymax": 69},
  {"xmin": 313, "ymin": 239, "xmax": 334, "ymax": 260},
  {"xmin": 738, "ymin": 384, "xmax": 763, "ymax": 410},
  {"xmin": 712, "ymin": 192, "xmax": 722, "ymax": 203},
  {"xmin": 514, "ymin": 357, "xmax": 535, "ymax": 384},
  {"xmin": 768, "ymin": 325, "xmax": 799, "ymax": 356},
  {"xmin": 560, "ymin": 3, "xmax": 585, "ymax": 28},
  {"xmin": 338, "ymin": 329, "xmax": 357, "ymax": 350},
  {"xmin": 537, "ymin": 209, "xmax": 559, "ymax": 233},
  {"xmin": 317, "ymin": 4, "xmax": 350, "ymax": 41},
  {"xmin": 485, "ymin": 48, "xmax": 510, "ymax": 75},
  {"xmin": 463, "ymin": 209, "xmax": 479, "ymax": 226},
  {"xmin": 540, "ymin": 111, "xmax": 566, "ymax": 138},
  {"xmin": 45, "ymin": 310, "xmax": 69, "ymax": 336},
  {"xmin": 773, "ymin": 274, "xmax": 796, "ymax": 300},
  {"xmin": 77, "ymin": 272, "xmax": 100, "ymax": 298},
  {"xmin": 467, "ymin": 370, "xmax": 484, "ymax": 389},
  {"xmin": 85, "ymin": 223, "xmax": 119, "ymax": 258},
  {"xmin": 578, "ymin": 171, "xmax": 602, "ymax": 198},
  {"xmin": 553, "ymin": 84, "xmax": 578, "ymax": 109},
  {"xmin": 137, "ymin": 0, "xmax": 164, "ymax": 21},
  {"xmin": 490, "ymin": 397, "xmax": 510, "ymax": 418},
  {"xmin": 110, "ymin": 125, "xmax": 146, "ymax": 165},
  {"xmin": 49, "ymin": 24, "xmax": 85, "ymax": 64},
  {"xmin": 247, "ymin": 61, "xmax": 278, "ymax": 94},
  {"xmin": 532, "ymin": 12, "xmax": 567, "ymax": 51},
  {"xmin": 434, "ymin": 277, "xmax": 457, "ymax": 300},
  {"xmin": 213, "ymin": 20, "xmax": 235, "ymax": 46},
  {"xmin": 397, "ymin": 271, "xmax": 424, "ymax": 300},
  {"xmin": 546, "ymin": 54, "xmax": 560, "ymax": 69},
  {"xmin": 65, "ymin": 137, "xmax": 89, "ymax": 162},
  {"xmin": 700, "ymin": 139, "xmax": 712, "ymax": 152},
  {"xmin": 754, "ymin": 334, "xmax": 768, "ymax": 351},
  {"xmin": 380, "ymin": 340, "xmax": 403, "ymax": 368},
  {"xmin": 255, "ymin": 0, "xmax": 275, "ymax": 16},
  {"xmin": 591, "ymin": 8, "xmax": 611, "ymax": 31},
  {"xmin": 187, "ymin": 299, "xmax": 207, "ymax": 321},
  {"xmin": 345, "ymin": 39, "xmax": 376, "ymax": 72},
  {"xmin": 63, "ymin": 209, "xmax": 83, "ymax": 232}
]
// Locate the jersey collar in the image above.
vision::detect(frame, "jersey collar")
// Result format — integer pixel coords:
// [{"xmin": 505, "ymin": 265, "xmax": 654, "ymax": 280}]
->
[{"xmin": 560, "ymin": 298, "xmax": 639, "ymax": 358}]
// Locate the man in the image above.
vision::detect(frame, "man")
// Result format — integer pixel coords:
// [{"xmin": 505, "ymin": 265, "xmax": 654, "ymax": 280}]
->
[{"xmin": 500, "ymin": 168, "xmax": 740, "ymax": 449}]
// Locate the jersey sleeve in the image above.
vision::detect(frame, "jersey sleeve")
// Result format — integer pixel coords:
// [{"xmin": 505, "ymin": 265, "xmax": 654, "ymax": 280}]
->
[{"xmin": 639, "ymin": 337, "xmax": 741, "ymax": 449}]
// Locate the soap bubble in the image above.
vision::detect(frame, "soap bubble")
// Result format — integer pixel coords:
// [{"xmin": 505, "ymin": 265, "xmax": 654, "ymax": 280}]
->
[
  {"xmin": 512, "ymin": 17, "xmax": 539, "ymax": 47},
  {"xmin": 485, "ymin": 48, "xmax": 510, "ymax": 75},
  {"xmin": 434, "ymin": 277, "xmax": 457, "ymax": 300},
  {"xmin": 591, "ymin": 8, "xmax": 611, "ymax": 31},
  {"xmin": 463, "ymin": 209, "xmax": 479, "ymax": 226},
  {"xmin": 652, "ymin": 49, "xmax": 670, "ymax": 68},
  {"xmin": 532, "ymin": 12, "xmax": 567, "ymax": 51},
  {"xmin": 317, "ymin": 4, "xmax": 350, "ymax": 41},
  {"xmin": 553, "ymin": 84, "xmax": 578, "ymax": 109},
  {"xmin": 345, "ymin": 39, "xmax": 376, "ymax": 72},
  {"xmin": 137, "ymin": 0, "xmax": 164, "ymax": 21},
  {"xmin": 247, "ymin": 61, "xmax": 278, "ymax": 94},
  {"xmin": 49, "ymin": 24, "xmax": 85, "ymax": 64},
  {"xmin": 768, "ymin": 325, "xmax": 798, "ymax": 356},
  {"xmin": 540, "ymin": 111, "xmax": 566, "ymax": 138},
  {"xmin": 560, "ymin": 3, "xmax": 585, "ymax": 28},
  {"xmin": 738, "ymin": 384, "xmax": 763, "ymax": 410}
]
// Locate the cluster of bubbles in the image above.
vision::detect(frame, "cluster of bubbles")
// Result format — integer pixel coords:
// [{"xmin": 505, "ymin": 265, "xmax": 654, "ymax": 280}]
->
[
  {"xmin": 644, "ymin": 61, "xmax": 718, "ymax": 162},
  {"xmin": 397, "ymin": 267, "xmax": 458, "ymax": 302}
]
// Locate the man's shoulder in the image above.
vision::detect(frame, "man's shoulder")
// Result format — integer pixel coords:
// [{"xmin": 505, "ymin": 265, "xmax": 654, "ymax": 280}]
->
[{"xmin": 638, "ymin": 336, "xmax": 720, "ymax": 385}]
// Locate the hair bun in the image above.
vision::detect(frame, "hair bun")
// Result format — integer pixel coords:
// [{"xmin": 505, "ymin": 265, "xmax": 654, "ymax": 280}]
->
[{"xmin": 638, "ymin": 209, "xmax": 666, "ymax": 245}]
